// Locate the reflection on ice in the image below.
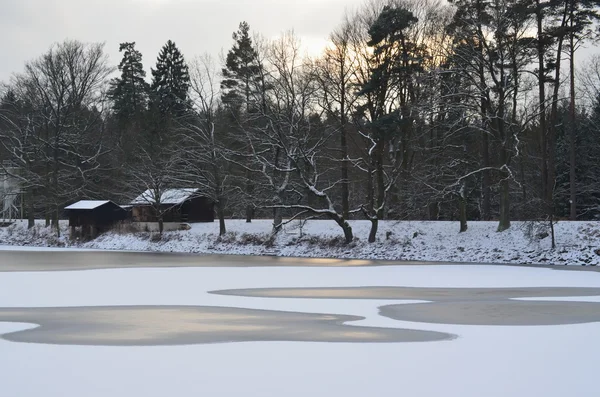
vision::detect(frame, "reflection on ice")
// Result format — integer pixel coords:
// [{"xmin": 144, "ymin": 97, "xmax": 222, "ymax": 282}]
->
[{"xmin": 0, "ymin": 305, "xmax": 454, "ymax": 346}]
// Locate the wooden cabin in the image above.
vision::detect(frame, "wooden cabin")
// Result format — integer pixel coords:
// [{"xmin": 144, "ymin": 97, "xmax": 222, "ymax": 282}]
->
[
  {"xmin": 65, "ymin": 200, "xmax": 128, "ymax": 239},
  {"xmin": 130, "ymin": 188, "xmax": 214, "ymax": 223}
]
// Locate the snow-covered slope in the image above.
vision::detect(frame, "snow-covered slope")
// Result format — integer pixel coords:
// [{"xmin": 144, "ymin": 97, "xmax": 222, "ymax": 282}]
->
[{"xmin": 0, "ymin": 219, "xmax": 598, "ymax": 266}]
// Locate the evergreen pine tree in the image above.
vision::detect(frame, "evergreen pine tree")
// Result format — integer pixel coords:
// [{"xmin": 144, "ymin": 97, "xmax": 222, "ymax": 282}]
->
[
  {"xmin": 110, "ymin": 42, "xmax": 149, "ymax": 124},
  {"xmin": 221, "ymin": 22, "xmax": 263, "ymax": 113},
  {"xmin": 150, "ymin": 40, "xmax": 190, "ymax": 118},
  {"xmin": 221, "ymin": 22, "xmax": 265, "ymax": 223}
]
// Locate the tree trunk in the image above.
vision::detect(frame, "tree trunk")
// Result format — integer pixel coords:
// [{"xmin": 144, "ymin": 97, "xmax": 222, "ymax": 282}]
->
[
  {"xmin": 27, "ymin": 193, "xmax": 35, "ymax": 229},
  {"xmin": 365, "ymin": 138, "xmax": 386, "ymax": 243},
  {"xmin": 476, "ymin": 0, "xmax": 491, "ymax": 221},
  {"xmin": 548, "ymin": 2, "xmax": 568, "ymax": 219},
  {"xmin": 569, "ymin": 114, "xmax": 577, "ymax": 220},
  {"xmin": 366, "ymin": 158, "xmax": 374, "ymax": 219},
  {"xmin": 341, "ymin": 125, "xmax": 350, "ymax": 220},
  {"xmin": 536, "ymin": 0, "xmax": 549, "ymax": 206},
  {"xmin": 245, "ymin": 204, "xmax": 254, "ymax": 223},
  {"xmin": 272, "ymin": 207, "xmax": 282, "ymax": 234},
  {"xmin": 481, "ymin": 134, "xmax": 491, "ymax": 220},
  {"xmin": 498, "ymin": 175, "xmax": 511, "ymax": 232},
  {"xmin": 217, "ymin": 202, "xmax": 226, "ymax": 236},
  {"xmin": 459, "ymin": 184, "xmax": 468, "ymax": 233},
  {"xmin": 340, "ymin": 83, "xmax": 349, "ymax": 220},
  {"xmin": 365, "ymin": 147, "xmax": 376, "ymax": 242},
  {"xmin": 368, "ymin": 218, "xmax": 378, "ymax": 243},
  {"xmin": 549, "ymin": 215, "xmax": 556, "ymax": 249},
  {"xmin": 495, "ymin": 50, "xmax": 510, "ymax": 232},
  {"xmin": 375, "ymin": 138, "xmax": 385, "ymax": 221},
  {"xmin": 53, "ymin": 207, "xmax": 60, "ymax": 237},
  {"xmin": 214, "ymin": 165, "xmax": 227, "ymax": 236},
  {"xmin": 428, "ymin": 202, "xmax": 439, "ymax": 220},
  {"xmin": 459, "ymin": 199, "xmax": 468, "ymax": 233},
  {"xmin": 52, "ymin": 132, "xmax": 60, "ymax": 236},
  {"xmin": 245, "ymin": 169, "xmax": 254, "ymax": 223},
  {"xmin": 330, "ymin": 213, "xmax": 353, "ymax": 244},
  {"xmin": 568, "ymin": 18, "xmax": 577, "ymax": 220},
  {"xmin": 28, "ymin": 213, "xmax": 35, "ymax": 229},
  {"xmin": 158, "ymin": 216, "xmax": 164, "ymax": 237}
]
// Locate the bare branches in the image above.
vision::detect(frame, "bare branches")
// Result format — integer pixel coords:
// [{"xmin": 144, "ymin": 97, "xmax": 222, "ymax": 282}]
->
[{"xmin": 0, "ymin": 41, "xmax": 113, "ymax": 232}]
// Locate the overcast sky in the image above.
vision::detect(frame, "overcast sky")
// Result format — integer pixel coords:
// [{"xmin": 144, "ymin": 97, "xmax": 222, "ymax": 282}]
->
[
  {"xmin": 3, "ymin": 0, "xmax": 598, "ymax": 87},
  {"xmin": 0, "ymin": 0, "xmax": 365, "ymax": 83}
]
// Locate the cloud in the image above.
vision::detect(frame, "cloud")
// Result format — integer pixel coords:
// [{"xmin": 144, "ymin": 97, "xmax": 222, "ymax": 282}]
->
[{"xmin": 0, "ymin": 0, "xmax": 364, "ymax": 83}]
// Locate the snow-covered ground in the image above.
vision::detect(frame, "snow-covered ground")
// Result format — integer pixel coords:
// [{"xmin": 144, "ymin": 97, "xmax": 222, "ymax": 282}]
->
[
  {"xmin": 1, "ymin": 219, "xmax": 599, "ymax": 266},
  {"xmin": 1, "ymin": 263, "xmax": 600, "ymax": 396}
]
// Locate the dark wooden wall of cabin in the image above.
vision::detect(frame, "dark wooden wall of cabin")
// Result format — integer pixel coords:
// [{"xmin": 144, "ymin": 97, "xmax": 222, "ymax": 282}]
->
[
  {"xmin": 131, "ymin": 197, "xmax": 214, "ymax": 223},
  {"xmin": 68, "ymin": 204, "xmax": 127, "ymax": 228},
  {"xmin": 182, "ymin": 197, "xmax": 214, "ymax": 222}
]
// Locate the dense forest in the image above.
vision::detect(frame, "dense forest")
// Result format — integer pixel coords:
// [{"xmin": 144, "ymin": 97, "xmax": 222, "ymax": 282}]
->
[{"xmin": 1, "ymin": 0, "xmax": 600, "ymax": 243}]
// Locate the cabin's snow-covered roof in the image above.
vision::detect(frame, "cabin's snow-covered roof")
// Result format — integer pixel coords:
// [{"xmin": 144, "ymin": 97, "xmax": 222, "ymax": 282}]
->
[
  {"xmin": 64, "ymin": 200, "xmax": 111, "ymax": 210},
  {"xmin": 130, "ymin": 188, "xmax": 200, "ymax": 205}
]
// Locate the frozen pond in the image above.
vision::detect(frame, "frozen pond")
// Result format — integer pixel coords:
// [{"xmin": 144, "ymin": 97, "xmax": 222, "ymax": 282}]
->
[{"xmin": 1, "ymin": 250, "xmax": 600, "ymax": 397}]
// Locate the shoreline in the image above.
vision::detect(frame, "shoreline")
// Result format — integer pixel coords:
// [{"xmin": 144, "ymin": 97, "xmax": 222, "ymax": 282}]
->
[
  {"xmin": 2, "ymin": 219, "xmax": 599, "ymax": 268},
  {"xmin": 0, "ymin": 246, "xmax": 599, "ymax": 273}
]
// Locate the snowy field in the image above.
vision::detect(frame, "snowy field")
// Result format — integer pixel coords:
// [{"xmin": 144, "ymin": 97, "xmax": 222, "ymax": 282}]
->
[
  {"xmin": 1, "ymin": 219, "xmax": 599, "ymax": 266},
  {"xmin": 1, "ymin": 258, "xmax": 600, "ymax": 397}
]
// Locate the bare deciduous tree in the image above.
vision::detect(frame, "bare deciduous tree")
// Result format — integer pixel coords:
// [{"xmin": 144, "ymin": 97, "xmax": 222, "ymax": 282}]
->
[
  {"xmin": 236, "ymin": 32, "xmax": 354, "ymax": 242},
  {"xmin": 176, "ymin": 55, "xmax": 233, "ymax": 236},
  {"xmin": 2, "ymin": 40, "xmax": 112, "ymax": 234}
]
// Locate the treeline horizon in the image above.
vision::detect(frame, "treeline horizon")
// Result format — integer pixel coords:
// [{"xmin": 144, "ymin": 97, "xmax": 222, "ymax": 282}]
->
[{"xmin": 1, "ymin": 0, "xmax": 600, "ymax": 244}]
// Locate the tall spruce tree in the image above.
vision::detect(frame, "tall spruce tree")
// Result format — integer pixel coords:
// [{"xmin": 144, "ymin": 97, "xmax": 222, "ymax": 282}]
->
[
  {"xmin": 221, "ymin": 21, "xmax": 263, "ymax": 113},
  {"xmin": 150, "ymin": 40, "xmax": 190, "ymax": 119},
  {"xmin": 110, "ymin": 42, "xmax": 149, "ymax": 124},
  {"xmin": 221, "ymin": 22, "xmax": 264, "ymax": 223}
]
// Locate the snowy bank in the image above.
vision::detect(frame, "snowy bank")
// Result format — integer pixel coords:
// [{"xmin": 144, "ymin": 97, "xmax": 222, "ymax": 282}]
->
[{"xmin": 0, "ymin": 219, "xmax": 599, "ymax": 266}]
